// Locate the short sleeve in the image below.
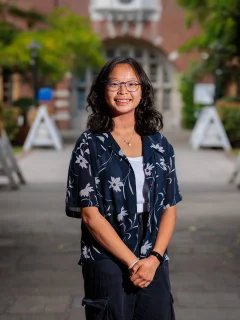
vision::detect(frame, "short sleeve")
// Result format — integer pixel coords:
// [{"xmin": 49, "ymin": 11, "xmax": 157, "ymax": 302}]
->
[
  {"xmin": 65, "ymin": 132, "xmax": 99, "ymax": 218},
  {"xmin": 163, "ymin": 144, "xmax": 182, "ymax": 209}
]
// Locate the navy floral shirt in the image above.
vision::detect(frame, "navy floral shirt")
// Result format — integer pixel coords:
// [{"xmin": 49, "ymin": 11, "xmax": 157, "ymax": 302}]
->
[{"xmin": 65, "ymin": 130, "xmax": 182, "ymax": 264}]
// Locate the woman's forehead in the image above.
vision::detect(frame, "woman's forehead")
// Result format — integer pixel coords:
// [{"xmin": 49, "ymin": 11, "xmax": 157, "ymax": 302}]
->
[{"xmin": 108, "ymin": 63, "xmax": 139, "ymax": 80}]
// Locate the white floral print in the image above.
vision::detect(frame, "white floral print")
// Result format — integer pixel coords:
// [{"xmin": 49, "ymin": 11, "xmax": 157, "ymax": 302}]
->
[
  {"xmin": 164, "ymin": 203, "xmax": 170, "ymax": 209},
  {"xmin": 144, "ymin": 163, "xmax": 154, "ymax": 176},
  {"xmin": 75, "ymin": 154, "xmax": 88, "ymax": 169},
  {"xmin": 117, "ymin": 206, "xmax": 128, "ymax": 222},
  {"xmin": 150, "ymin": 143, "xmax": 165, "ymax": 153},
  {"xmin": 160, "ymin": 158, "xmax": 167, "ymax": 171},
  {"xmin": 97, "ymin": 135, "xmax": 105, "ymax": 142},
  {"xmin": 108, "ymin": 177, "xmax": 124, "ymax": 192},
  {"xmin": 82, "ymin": 246, "xmax": 90, "ymax": 259},
  {"xmin": 67, "ymin": 177, "xmax": 74, "ymax": 198},
  {"xmin": 141, "ymin": 240, "xmax": 152, "ymax": 255},
  {"xmin": 95, "ymin": 177, "xmax": 100, "ymax": 185},
  {"xmin": 80, "ymin": 183, "xmax": 94, "ymax": 197},
  {"xmin": 118, "ymin": 150, "xmax": 124, "ymax": 157}
]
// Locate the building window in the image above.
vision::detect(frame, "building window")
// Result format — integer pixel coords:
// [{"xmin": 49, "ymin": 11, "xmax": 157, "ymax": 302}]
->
[
  {"xmin": 120, "ymin": 49, "xmax": 129, "ymax": 57},
  {"xmin": 163, "ymin": 66, "xmax": 170, "ymax": 83},
  {"xmin": 76, "ymin": 71, "xmax": 86, "ymax": 111},
  {"xmin": 77, "ymin": 87, "xmax": 85, "ymax": 110},
  {"xmin": 150, "ymin": 52, "xmax": 157, "ymax": 60},
  {"xmin": 149, "ymin": 63, "xmax": 158, "ymax": 82},
  {"xmin": 162, "ymin": 88, "xmax": 171, "ymax": 111},
  {"xmin": 135, "ymin": 49, "xmax": 142, "ymax": 58},
  {"xmin": 106, "ymin": 48, "xmax": 115, "ymax": 59}
]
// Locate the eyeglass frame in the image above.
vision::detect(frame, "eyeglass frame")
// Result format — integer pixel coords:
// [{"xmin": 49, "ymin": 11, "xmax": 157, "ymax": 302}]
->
[{"xmin": 104, "ymin": 80, "xmax": 142, "ymax": 92}]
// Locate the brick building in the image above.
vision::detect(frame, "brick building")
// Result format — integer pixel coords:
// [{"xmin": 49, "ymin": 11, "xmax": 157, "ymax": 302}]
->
[{"xmin": 2, "ymin": 0, "xmax": 200, "ymax": 130}]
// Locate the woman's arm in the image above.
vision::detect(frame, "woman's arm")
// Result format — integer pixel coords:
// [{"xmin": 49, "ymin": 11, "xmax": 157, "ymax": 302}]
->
[
  {"xmin": 81, "ymin": 206, "xmax": 139, "ymax": 268},
  {"xmin": 152, "ymin": 205, "xmax": 177, "ymax": 256},
  {"xmin": 130, "ymin": 205, "xmax": 177, "ymax": 288}
]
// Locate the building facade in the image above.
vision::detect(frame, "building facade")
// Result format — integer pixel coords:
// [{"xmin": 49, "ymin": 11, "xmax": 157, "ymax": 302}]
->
[{"xmin": 3, "ymin": 0, "xmax": 200, "ymax": 130}]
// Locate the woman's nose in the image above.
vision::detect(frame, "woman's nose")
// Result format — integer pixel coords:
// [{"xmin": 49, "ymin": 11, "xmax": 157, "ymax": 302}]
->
[{"xmin": 118, "ymin": 83, "xmax": 128, "ymax": 94}]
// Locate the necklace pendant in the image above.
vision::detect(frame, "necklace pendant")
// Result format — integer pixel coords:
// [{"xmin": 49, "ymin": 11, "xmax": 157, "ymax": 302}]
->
[{"xmin": 116, "ymin": 129, "xmax": 135, "ymax": 147}]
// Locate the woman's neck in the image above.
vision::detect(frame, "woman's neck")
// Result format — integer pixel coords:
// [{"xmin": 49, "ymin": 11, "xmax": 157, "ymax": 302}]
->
[{"xmin": 112, "ymin": 114, "xmax": 135, "ymax": 133}]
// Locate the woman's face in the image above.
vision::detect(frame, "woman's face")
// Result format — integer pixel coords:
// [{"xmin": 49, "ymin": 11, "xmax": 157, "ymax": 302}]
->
[{"xmin": 104, "ymin": 63, "xmax": 142, "ymax": 116}]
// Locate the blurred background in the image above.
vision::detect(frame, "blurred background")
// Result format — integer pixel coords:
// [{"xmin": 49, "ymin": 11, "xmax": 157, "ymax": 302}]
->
[{"xmin": 0, "ymin": 0, "xmax": 239, "ymax": 319}]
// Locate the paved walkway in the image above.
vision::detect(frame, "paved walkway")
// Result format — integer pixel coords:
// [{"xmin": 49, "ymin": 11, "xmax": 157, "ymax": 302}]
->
[{"xmin": 0, "ymin": 129, "xmax": 239, "ymax": 320}]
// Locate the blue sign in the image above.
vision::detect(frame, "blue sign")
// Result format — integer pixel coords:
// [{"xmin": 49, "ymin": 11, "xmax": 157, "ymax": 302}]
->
[{"xmin": 38, "ymin": 87, "xmax": 53, "ymax": 101}]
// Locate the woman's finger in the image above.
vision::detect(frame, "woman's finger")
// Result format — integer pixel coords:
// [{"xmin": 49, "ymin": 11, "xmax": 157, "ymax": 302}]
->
[
  {"xmin": 130, "ymin": 262, "xmax": 141, "ymax": 274},
  {"xmin": 143, "ymin": 280, "xmax": 151, "ymax": 288},
  {"xmin": 136, "ymin": 280, "xmax": 151, "ymax": 288}
]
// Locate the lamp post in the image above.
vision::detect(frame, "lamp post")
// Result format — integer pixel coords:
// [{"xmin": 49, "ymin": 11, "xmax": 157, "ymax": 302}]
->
[
  {"xmin": 28, "ymin": 40, "xmax": 41, "ymax": 105},
  {"xmin": 210, "ymin": 41, "xmax": 226, "ymax": 102}
]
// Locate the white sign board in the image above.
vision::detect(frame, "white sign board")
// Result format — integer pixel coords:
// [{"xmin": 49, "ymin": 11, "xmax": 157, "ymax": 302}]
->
[
  {"xmin": 194, "ymin": 83, "xmax": 215, "ymax": 105},
  {"xmin": 0, "ymin": 130, "xmax": 26, "ymax": 189},
  {"xmin": 190, "ymin": 106, "xmax": 231, "ymax": 151},
  {"xmin": 23, "ymin": 105, "xmax": 63, "ymax": 151}
]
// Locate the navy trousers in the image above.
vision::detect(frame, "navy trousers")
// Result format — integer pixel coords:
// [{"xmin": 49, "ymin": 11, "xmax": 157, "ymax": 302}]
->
[
  {"xmin": 82, "ymin": 258, "xmax": 175, "ymax": 320},
  {"xmin": 82, "ymin": 213, "xmax": 175, "ymax": 320}
]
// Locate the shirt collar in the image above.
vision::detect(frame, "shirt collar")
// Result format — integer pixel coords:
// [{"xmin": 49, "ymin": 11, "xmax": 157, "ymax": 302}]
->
[{"xmin": 94, "ymin": 132, "xmax": 164, "ymax": 161}]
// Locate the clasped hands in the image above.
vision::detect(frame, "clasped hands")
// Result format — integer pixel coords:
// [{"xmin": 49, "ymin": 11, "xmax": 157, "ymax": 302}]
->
[{"xmin": 129, "ymin": 256, "xmax": 160, "ymax": 289}]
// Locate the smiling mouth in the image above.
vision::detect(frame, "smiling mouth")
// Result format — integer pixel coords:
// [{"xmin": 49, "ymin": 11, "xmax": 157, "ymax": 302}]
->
[{"xmin": 115, "ymin": 99, "xmax": 131, "ymax": 103}]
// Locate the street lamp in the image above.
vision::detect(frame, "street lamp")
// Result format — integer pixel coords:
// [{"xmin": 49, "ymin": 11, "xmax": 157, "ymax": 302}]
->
[
  {"xmin": 28, "ymin": 40, "xmax": 41, "ymax": 104},
  {"xmin": 209, "ymin": 41, "xmax": 226, "ymax": 102}
]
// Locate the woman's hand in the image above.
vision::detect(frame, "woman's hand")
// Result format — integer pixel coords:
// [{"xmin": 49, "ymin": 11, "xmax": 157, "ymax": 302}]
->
[{"xmin": 129, "ymin": 256, "xmax": 160, "ymax": 288}]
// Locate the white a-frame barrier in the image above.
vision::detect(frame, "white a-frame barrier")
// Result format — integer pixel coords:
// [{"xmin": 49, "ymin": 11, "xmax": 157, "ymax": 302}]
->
[
  {"xmin": 190, "ymin": 106, "xmax": 232, "ymax": 151},
  {"xmin": 0, "ymin": 130, "xmax": 26, "ymax": 189},
  {"xmin": 23, "ymin": 105, "xmax": 63, "ymax": 151}
]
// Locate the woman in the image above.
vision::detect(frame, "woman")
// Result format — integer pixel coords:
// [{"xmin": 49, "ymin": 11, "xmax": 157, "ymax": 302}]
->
[{"xmin": 66, "ymin": 57, "xmax": 182, "ymax": 320}]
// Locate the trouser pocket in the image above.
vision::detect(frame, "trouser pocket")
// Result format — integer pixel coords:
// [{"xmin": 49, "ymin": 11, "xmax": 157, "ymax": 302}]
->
[{"xmin": 82, "ymin": 297, "xmax": 108, "ymax": 320}]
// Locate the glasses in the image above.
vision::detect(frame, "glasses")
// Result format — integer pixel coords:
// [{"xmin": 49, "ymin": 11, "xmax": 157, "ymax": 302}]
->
[{"xmin": 105, "ymin": 81, "xmax": 141, "ymax": 92}]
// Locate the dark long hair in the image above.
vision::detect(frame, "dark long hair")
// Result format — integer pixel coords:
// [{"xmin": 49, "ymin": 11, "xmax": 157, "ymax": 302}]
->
[{"xmin": 87, "ymin": 57, "xmax": 163, "ymax": 135}]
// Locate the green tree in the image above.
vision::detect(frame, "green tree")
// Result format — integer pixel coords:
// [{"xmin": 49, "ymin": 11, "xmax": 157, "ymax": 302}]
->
[
  {"xmin": 0, "ymin": 7, "xmax": 104, "ymax": 84},
  {"xmin": 178, "ymin": 0, "xmax": 240, "ymax": 99},
  {"xmin": 179, "ymin": 62, "xmax": 207, "ymax": 128}
]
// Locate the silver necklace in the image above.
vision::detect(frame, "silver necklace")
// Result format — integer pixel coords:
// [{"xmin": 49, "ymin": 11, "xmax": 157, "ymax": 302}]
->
[{"xmin": 117, "ymin": 129, "xmax": 135, "ymax": 147}]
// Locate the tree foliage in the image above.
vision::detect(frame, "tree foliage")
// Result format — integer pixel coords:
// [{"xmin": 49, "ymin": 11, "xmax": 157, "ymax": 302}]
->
[
  {"xmin": 179, "ymin": 63, "xmax": 205, "ymax": 128},
  {"xmin": 178, "ymin": 0, "xmax": 240, "ymax": 97},
  {"xmin": 178, "ymin": 0, "xmax": 240, "ymax": 55},
  {"xmin": 0, "ymin": 6, "xmax": 104, "ymax": 84}
]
